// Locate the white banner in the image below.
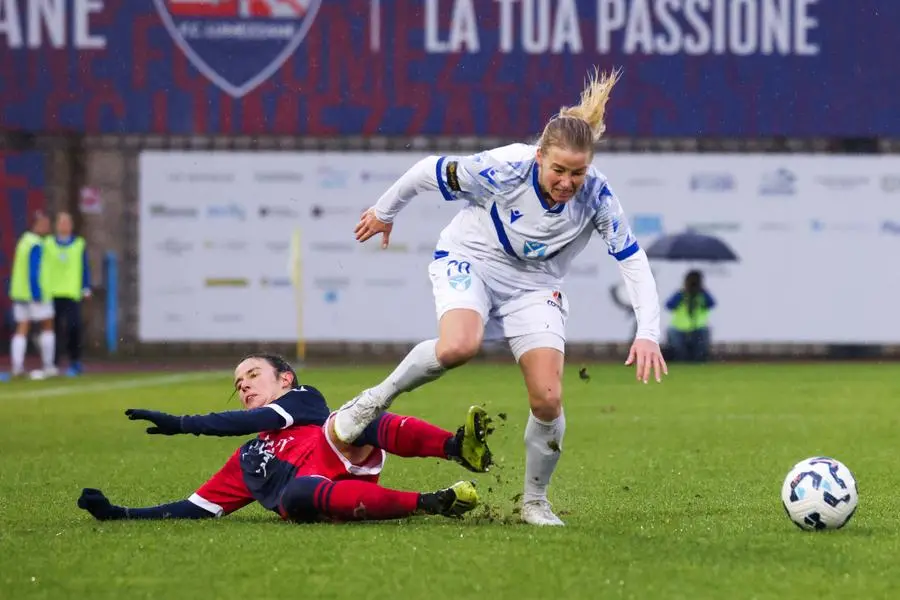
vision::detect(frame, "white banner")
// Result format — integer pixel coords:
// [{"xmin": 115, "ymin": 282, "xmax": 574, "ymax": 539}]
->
[{"xmin": 138, "ymin": 151, "xmax": 900, "ymax": 344}]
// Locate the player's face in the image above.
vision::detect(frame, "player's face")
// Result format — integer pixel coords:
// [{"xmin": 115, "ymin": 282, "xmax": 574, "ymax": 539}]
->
[
  {"xmin": 233, "ymin": 358, "xmax": 291, "ymax": 409},
  {"xmin": 56, "ymin": 213, "xmax": 73, "ymax": 237},
  {"xmin": 537, "ymin": 146, "xmax": 590, "ymax": 204},
  {"xmin": 34, "ymin": 214, "xmax": 50, "ymax": 236}
]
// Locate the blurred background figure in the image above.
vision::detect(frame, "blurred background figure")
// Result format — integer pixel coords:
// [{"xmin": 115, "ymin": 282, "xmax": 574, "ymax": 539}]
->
[
  {"xmin": 7, "ymin": 210, "xmax": 56, "ymax": 379},
  {"xmin": 664, "ymin": 270, "xmax": 716, "ymax": 363},
  {"xmin": 44, "ymin": 212, "xmax": 92, "ymax": 377}
]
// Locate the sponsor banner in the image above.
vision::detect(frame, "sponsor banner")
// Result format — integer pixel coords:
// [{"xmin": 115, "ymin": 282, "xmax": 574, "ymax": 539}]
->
[
  {"xmin": 2, "ymin": 1, "xmax": 898, "ymax": 137},
  {"xmin": 139, "ymin": 151, "xmax": 900, "ymax": 343}
]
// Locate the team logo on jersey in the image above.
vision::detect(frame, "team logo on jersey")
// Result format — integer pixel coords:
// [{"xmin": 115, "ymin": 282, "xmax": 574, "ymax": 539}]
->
[
  {"xmin": 153, "ymin": 0, "xmax": 322, "ymax": 98},
  {"xmin": 523, "ymin": 240, "xmax": 548, "ymax": 259},
  {"xmin": 510, "ymin": 209, "xmax": 524, "ymax": 223}
]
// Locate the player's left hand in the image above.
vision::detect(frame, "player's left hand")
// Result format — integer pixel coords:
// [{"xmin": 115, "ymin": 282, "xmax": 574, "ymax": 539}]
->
[
  {"xmin": 125, "ymin": 408, "xmax": 184, "ymax": 435},
  {"xmin": 625, "ymin": 338, "xmax": 668, "ymax": 384}
]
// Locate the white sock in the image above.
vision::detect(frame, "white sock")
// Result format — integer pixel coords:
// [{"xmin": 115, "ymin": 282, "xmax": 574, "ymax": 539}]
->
[
  {"xmin": 369, "ymin": 339, "xmax": 446, "ymax": 406},
  {"xmin": 39, "ymin": 331, "xmax": 56, "ymax": 369},
  {"xmin": 11, "ymin": 334, "xmax": 26, "ymax": 374},
  {"xmin": 523, "ymin": 410, "xmax": 566, "ymax": 504}
]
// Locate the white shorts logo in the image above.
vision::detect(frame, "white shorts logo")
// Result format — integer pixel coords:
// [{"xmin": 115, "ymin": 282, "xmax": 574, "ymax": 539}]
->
[
  {"xmin": 449, "ymin": 274, "xmax": 472, "ymax": 291},
  {"xmin": 445, "ymin": 259, "xmax": 473, "ymax": 291}
]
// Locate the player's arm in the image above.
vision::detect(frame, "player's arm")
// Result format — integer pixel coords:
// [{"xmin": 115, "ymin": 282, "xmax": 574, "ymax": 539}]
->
[
  {"xmin": 77, "ymin": 453, "xmax": 253, "ymax": 521},
  {"xmin": 77, "ymin": 489, "xmax": 213, "ymax": 521},
  {"xmin": 665, "ymin": 291, "xmax": 684, "ymax": 311},
  {"xmin": 125, "ymin": 387, "xmax": 331, "ymax": 437},
  {"xmin": 82, "ymin": 243, "xmax": 92, "ymax": 296},
  {"xmin": 29, "ymin": 244, "xmax": 43, "ymax": 302},
  {"xmin": 372, "ymin": 153, "xmax": 486, "ymax": 223},
  {"xmin": 591, "ymin": 183, "xmax": 661, "ymax": 344}
]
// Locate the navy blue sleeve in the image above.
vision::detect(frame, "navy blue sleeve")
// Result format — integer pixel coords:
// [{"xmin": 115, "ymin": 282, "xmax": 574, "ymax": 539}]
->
[
  {"xmin": 29, "ymin": 245, "xmax": 43, "ymax": 302},
  {"xmin": 125, "ymin": 500, "xmax": 212, "ymax": 520},
  {"xmin": 82, "ymin": 246, "xmax": 91, "ymax": 290},
  {"xmin": 179, "ymin": 387, "xmax": 331, "ymax": 436},
  {"xmin": 269, "ymin": 386, "xmax": 331, "ymax": 427},
  {"xmin": 179, "ymin": 408, "xmax": 284, "ymax": 436},
  {"xmin": 703, "ymin": 290, "xmax": 716, "ymax": 309},
  {"xmin": 665, "ymin": 291, "xmax": 683, "ymax": 311}
]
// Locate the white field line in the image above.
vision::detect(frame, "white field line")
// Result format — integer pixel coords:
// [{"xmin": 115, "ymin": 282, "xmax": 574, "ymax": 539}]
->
[{"xmin": 1, "ymin": 371, "xmax": 229, "ymax": 401}]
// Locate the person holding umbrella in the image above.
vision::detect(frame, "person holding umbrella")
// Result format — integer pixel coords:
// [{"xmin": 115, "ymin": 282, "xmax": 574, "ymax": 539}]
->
[{"xmin": 664, "ymin": 270, "xmax": 716, "ymax": 362}]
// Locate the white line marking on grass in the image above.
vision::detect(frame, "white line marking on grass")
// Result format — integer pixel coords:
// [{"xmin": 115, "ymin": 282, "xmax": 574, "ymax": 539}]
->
[{"xmin": 2, "ymin": 371, "xmax": 228, "ymax": 401}]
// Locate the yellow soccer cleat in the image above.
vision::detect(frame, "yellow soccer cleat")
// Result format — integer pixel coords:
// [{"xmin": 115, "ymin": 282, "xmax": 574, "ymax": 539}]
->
[
  {"xmin": 452, "ymin": 405, "xmax": 493, "ymax": 473},
  {"xmin": 419, "ymin": 480, "xmax": 480, "ymax": 518}
]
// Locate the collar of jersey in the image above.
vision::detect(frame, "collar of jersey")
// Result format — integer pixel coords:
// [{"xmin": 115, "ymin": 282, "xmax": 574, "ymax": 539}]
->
[{"xmin": 532, "ymin": 163, "xmax": 566, "ymax": 214}]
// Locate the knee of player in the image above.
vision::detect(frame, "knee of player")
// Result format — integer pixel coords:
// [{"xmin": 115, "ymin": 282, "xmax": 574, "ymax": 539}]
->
[
  {"xmin": 528, "ymin": 386, "xmax": 562, "ymax": 421},
  {"xmin": 435, "ymin": 335, "xmax": 481, "ymax": 368},
  {"xmin": 280, "ymin": 476, "xmax": 326, "ymax": 522}
]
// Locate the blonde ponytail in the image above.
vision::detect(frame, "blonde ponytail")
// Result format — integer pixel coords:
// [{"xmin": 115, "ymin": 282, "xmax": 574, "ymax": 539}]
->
[
  {"xmin": 557, "ymin": 66, "xmax": 621, "ymax": 142},
  {"xmin": 539, "ymin": 67, "xmax": 621, "ymax": 154}
]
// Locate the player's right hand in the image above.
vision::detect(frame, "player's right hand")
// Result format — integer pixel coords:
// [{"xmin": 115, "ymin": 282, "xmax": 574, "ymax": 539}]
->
[
  {"xmin": 354, "ymin": 207, "xmax": 392, "ymax": 249},
  {"xmin": 125, "ymin": 408, "xmax": 184, "ymax": 435}
]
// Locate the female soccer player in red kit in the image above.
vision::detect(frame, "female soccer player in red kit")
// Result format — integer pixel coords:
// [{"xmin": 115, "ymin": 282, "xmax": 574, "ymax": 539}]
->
[{"xmin": 77, "ymin": 353, "xmax": 491, "ymax": 523}]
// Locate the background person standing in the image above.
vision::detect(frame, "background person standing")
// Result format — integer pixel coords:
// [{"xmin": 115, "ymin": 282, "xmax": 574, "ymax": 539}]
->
[
  {"xmin": 6, "ymin": 211, "xmax": 56, "ymax": 379},
  {"xmin": 44, "ymin": 212, "xmax": 92, "ymax": 377}
]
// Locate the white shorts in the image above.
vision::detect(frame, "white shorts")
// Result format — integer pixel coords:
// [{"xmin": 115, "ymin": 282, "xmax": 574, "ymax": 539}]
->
[
  {"xmin": 428, "ymin": 254, "xmax": 568, "ymax": 360},
  {"xmin": 12, "ymin": 301, "xmax": 54, "ymax": 323}
]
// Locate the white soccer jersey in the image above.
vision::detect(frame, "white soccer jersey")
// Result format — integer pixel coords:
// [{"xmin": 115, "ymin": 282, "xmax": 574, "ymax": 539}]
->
[
  {"xmin": 438, "ymin": 143, "xmax": 636, "ymax": 290},
  {"xmin": 372, "ymin": 143, "xmax": 661, "ymax": 342}
]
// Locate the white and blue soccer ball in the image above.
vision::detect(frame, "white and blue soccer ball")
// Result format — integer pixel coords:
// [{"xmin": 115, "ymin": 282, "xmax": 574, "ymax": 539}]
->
[{"xmin": 781, "ymin": 456, "xmax": 858, "ymax": 531}]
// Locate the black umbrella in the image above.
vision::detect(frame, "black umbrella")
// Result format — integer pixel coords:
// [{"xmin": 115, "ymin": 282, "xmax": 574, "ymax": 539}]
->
[{"xmin": 645, "ymin": 230, "xmax": 739, "ymax": 262}]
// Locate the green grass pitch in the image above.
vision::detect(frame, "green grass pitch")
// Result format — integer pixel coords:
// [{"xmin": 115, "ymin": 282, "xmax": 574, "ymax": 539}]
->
[{"xmin": 2, "ymin": 362, "xmax": 899, "ymax": 599}]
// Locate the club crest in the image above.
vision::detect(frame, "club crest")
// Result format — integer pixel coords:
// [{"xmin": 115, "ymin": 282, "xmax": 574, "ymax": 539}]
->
[{"xmin": 153, "ymin": 0, "xmax": 322, "ymax": 98}]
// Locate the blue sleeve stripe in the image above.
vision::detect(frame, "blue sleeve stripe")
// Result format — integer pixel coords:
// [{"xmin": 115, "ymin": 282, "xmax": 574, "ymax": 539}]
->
[
  {"xmin": 611, "ymin": 241, "xmax": 640, "ymax": 261},
  {"xmin": 489, "ymin": 202, "xmax": 519, "ymax": 259},
  {"xmin": 82, "ymin": 247, "xmax": 91, "ymax": 289},
  {"xmin": 435, "ymin": 156, "xmax": 455, "ymax": 201},
  {"xmin": 29, "ymin": 245, "xmax": 42, "ymax": 301}
]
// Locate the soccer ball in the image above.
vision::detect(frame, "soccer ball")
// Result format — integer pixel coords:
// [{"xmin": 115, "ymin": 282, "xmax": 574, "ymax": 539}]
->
[{"xmin": 781, "ymin": 456, "xmax": 858, "ymax": 531}]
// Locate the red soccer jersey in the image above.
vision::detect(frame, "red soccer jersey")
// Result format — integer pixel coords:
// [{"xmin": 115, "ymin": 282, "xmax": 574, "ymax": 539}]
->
[{"xmin": 190, "ymin": 420, "xmax": 386, "ymax": 517}]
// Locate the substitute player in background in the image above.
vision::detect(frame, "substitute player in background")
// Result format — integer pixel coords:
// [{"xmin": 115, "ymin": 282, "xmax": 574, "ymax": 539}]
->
[
  {"xmin": 77, "ymin": 353, "xmax": 490, "ymax": 523},
  {"xmin": 7, "ymin": 211, "xmax": 56, "ymax": 379},
  {"xmin": 333, "ymin": 68, "xmax": 667, "ymax": 526},
  {"xmin": 45, "ymin": 212, "xmax": 92, "ymax": 377}
]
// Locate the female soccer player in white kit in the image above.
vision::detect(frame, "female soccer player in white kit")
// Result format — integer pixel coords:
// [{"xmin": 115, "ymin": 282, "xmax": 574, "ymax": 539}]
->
[{"xmin": 332, "ymin": 68, "xmax": 668, "ymax": 526}]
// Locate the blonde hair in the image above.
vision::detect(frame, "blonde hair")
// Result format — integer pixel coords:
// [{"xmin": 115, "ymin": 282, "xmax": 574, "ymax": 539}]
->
[{"xmin": 539, "ymin": 67, "xmax": 621, "ymax": 154}]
